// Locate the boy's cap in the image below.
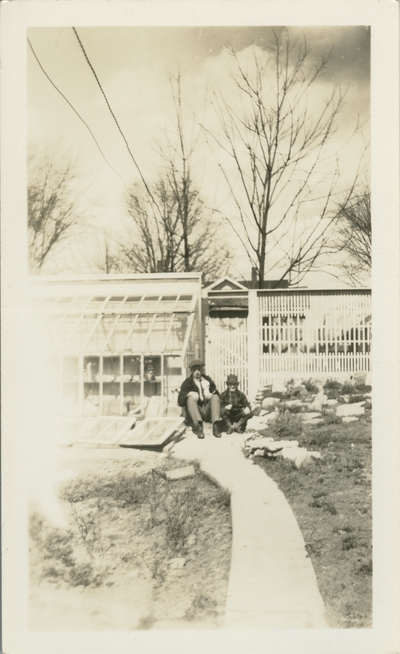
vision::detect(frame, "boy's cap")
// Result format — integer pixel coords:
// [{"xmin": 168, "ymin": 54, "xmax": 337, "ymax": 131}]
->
[
  {"xmin": 189, "ymin": 359, "xmax": 205, "ymax": 369},
  {"xmin": 226, "ymin": 374, "xmax": 239, "ymax": 385}
]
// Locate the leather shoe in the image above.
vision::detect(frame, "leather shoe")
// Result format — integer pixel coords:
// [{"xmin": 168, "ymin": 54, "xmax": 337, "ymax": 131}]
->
[
  {"xmin": 213, "ymin": 421, "xmax": 221, "ymax": 438},
  {"xmin": 196, "ymin": 422, "xmax": 205, "ymax": 439},
  {"xmin": 226, "ymin": 425, "xmax": 234, "ymax": 434}
]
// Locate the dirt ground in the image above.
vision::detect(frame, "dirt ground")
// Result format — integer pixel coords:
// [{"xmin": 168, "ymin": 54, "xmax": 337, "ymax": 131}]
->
[
  {"xmin": 255, "ymin": 413, "xmax": 372, "ymax": 628},
  {"xmin": 29, "ymin": 448, "xmax": 232, "ymax": 631}
]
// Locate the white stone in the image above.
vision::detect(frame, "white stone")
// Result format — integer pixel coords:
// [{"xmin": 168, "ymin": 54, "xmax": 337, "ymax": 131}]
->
[
  {"xmin": 247, "ymin": 417, "xmax": 270, "ymax": 431},
  {"xmin": 278, "ymin": 447, "xmax": 321, "ymax": 468},
  {"xmin": 325, "ymin": 399, "xmax": 338, "ymax": 406},
  {"xmin": 262, "ymin": 397, "xmax": 281, "ymax": 410},
  {"xmin": 301, "ymin": 412, "xmax": 322, "ymax": 421},
  {"xmin": 365, "ymin": 372, "xmax": 372, "ymax": 387},
  {"xmin": 272, "ymin": 380, "xmax": 287, "ymax": 394},
  {"xmin": 308, "ymin": 392, "xmax": 328, "ymax": 411},
  {"xmin": 169, "ymin": 557, "xmax": 186, "ymax": 570},
  {"xmin": 283, "ymin": 399, "xmax": 303, "ymax": 408},
  {"xmin": 342, "ymin": 416, "xmax": 359, "ymax": 423},
  {"xmin": 336, "ymin": 402, "xmax": 365, "ymax": 417},
  {"xmin": 303, "ymin": 417, "xmax": 323, "ymax": 425}
]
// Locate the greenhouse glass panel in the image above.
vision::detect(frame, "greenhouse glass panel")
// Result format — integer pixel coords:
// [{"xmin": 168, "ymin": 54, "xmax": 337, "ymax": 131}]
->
[
  {"xmin": 144, "ymin": 356, "xmax": 161, "ymax": 398},
  {"xmin": 127, "ymin": 315, "xmax": 152, "ymax": 351},
  {"xmin": 105, "ymin": 296, "xmax": 126, "ymax": 312},
  {"xmin": 55, "ymin": 315, "xmax": 82, "ymax": 351},
  {"xmin": 165, "ymin": 315, "xmax": 189, "ymax": 351},
  {"xmin": 83, "ymin": 356, "xmax": 100, "ymax": 417},
  {"xmin": 147, "ymin": 315, "xmax": 171, "ymax": 352},
  {"xmin": 109, "ymin": 315, "xmax": 134, "ymax": 352},
  {"xmin": 123, "ymin": 355, "xmax": 141, "ymax": 415},
  {"xmin": 140, "ymin": 296, "xmax": 161, "ymax": 313},
  {"xmin": 160, "ymin": 295, "xmax": 178, "ymax": 311},
  {"xmin": 102, "ymin": 356, "xmax": 121, "ymax": 416},
  {"xmin": 119, "ymin": 417, "xmax": 184, "ymax": 446},
  {"xmin": 86, "ymin": 315, "xmax": 117, "ymax": 352},
  {"xmin": 62, "ymin": 356, "xmax": 80, "ymax": 414}
]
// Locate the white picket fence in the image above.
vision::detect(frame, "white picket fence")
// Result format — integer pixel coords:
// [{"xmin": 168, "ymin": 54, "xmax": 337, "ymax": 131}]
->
[{"xmin": 205, "ymin": 290, "xmax": 371, "ymax": 396}]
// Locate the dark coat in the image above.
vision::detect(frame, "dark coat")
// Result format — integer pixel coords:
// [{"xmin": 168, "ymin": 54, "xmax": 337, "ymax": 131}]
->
[
  {"xmin": 220, "ymin": 388, "xmax": 251, "ymax": 410},
  {"xmin": 178, "ymin": 374, "xmax": 218, "ymax": 408}
]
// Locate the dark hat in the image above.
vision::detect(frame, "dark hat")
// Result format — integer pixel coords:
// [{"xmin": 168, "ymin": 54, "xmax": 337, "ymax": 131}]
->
[
  {"xmin": 189, "ymin": 359, "xmax": 205, "ymax": 369},
  {"xmin": 226, "ymin": 374, "xmax": 239, "ymax": 385}
]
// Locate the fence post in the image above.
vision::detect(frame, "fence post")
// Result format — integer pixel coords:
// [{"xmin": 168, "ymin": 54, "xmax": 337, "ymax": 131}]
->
[{"xmin": 248, "ymin": 290, "xmax": 259, "ymax": 401}]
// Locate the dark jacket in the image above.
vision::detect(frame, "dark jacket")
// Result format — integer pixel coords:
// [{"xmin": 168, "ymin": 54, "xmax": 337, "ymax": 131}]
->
[
  {"xmin": 220, "ymin": 388, "xmax": 251, "ymax": 410},
  {"xmin": 178, "ymin": 374, "xmax": 218, "ymax": 408}
]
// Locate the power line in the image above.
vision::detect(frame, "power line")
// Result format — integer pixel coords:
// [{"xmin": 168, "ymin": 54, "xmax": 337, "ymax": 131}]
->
[
  {"xmin": 72, "ymin": 27, "xmax": 159, "ymax": 209},
  {"xmin": 27, "ymin": 36, "xmax": 129, "ymax": 192}
]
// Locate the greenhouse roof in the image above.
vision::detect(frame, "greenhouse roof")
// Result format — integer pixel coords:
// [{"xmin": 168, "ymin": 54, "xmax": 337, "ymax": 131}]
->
[{"xmin": 39, "ymin": 291, "xmax": 199, "ymax": 356}]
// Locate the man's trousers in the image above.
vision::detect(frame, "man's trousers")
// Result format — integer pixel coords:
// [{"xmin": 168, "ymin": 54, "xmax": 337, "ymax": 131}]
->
[{"xmin": 185, "ymin": 394, "xmax": 221, "ymax": 428}]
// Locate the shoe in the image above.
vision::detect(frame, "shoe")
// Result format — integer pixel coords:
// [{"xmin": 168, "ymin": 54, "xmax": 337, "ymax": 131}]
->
[
  {"xmin": 195, "ymin": 422, "xmax": 205, "ymax": 439},
  {"xmin": 224, "ymin": 419, "xmax": 234, "ymax": 434},
  {"xmin": 213, "ymin": 421, "xmax": 221, "ymax": 438}
]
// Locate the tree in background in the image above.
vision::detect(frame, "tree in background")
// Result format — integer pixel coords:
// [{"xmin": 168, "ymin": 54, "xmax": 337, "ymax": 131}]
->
[
  {"xmin": 206, "ymin": 32, "xmax": 361, "ymax": 288},
  {"xmin": 118, "ymin": 75, "xmax": 231, "ymax": 281},
  {"xmin": 28, "ymin": 149, "xmax": 85, "ymax": 272},
  {"xmin": 335, "ymin": 184, "xmax": 371, "ymax": 285}
]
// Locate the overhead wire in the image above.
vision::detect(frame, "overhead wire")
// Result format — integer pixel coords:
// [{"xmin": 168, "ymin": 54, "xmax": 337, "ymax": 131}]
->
[
  {"xmin": 27, "ymin": 36, "xmax": 129, "ymax": 192},
  {"xmin": 72, "ymin": 27, "xmax": 160, "ymax": 211}
]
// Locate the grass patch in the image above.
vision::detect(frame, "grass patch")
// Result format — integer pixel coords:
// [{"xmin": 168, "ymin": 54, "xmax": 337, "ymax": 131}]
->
[{"xmin": 254, "ymin": 416, "xmax": 372, "ymax": 628}]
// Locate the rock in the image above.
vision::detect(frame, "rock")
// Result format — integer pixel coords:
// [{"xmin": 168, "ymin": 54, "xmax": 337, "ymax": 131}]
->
[
  {"xmin": 325, "ymin": 399, "xmax": 338, "ymax": 406},
  {"xmin": 253, "ymin": 449, "xmax": 266, "ymax": 457},
  {"xmin": 353, "ymin": 371, "xmax": 367, "ymax": 385},
  {"xmin": 342, "ymin": 416, "xmax": 359, "ymax": 423},
  {"xmin": 187, "ymin": 534, "xmax": 197, "ymax": 546},
  {"xmin": 272, "ymin": 380, "xmax": 287, "ymax": 394},
  {"xmin": 365, "ymin": 372, "xmax": 372, "ymax": 387},
  {"xmin": 336, "ymin": 402, "xmax": 365, "ymax": 417},
  {"xmin": 261, "ymin": 397, "xmax": 281, "ymax": 410},
  {"xmin": 278, "ymin": 447, "xmax": 321, "ymax": 468},
  {"xmin": 301, "ymin": 412, "xmax": 322, "ymax": 421},
  {"xmin": 283, "ymin": 399, "xmax": 303, "ymax": 408},
  {"xmin": 164, "ymin": 465, "xmax": 196, "ymax": 481},
  {"xmin": 303, "ymin": 417, "xmax": 323, "ymax": 425},
  {"xmin": 308, "ymin": 392, "xmax": 328, "ymax": 411},
  {"xmin": 169, "ymin": 557, "xmax": 186, "ymax": 570}
]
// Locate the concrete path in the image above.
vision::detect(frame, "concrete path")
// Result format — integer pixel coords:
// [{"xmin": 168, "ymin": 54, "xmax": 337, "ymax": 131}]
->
[{"xmin": 169, "ymin": 425, "xmax": 328, "ymax": 629}]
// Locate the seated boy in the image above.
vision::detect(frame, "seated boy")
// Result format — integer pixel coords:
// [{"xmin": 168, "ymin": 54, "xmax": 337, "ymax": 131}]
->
[{"xmin": 220, "ymin": 374, "xmax": 254, "ymax": 433}]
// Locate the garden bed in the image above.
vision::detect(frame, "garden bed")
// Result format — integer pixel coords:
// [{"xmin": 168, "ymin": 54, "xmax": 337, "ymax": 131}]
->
[
  {"xmin": 29, "ymin": 455, "xmax": 232, "ymax": 630},
  {"xmin": 254, "ymin": 414, "xmax": 372, "ymax": 628}
]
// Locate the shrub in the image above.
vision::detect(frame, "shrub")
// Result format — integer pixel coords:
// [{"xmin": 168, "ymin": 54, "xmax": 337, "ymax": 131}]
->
[
  {"xmin": 43, "ymin": 529, "xmax": 75, "ymax": 567},
  {"xmin": 285, "ymin": 379, "xmax": 307, "ymax": 399},
  {"xmin": 185, "ymin": 591, "xmax": 217, "ymax": 620},
  {"xmin": 323, "ymin": 379, "xmax": 343, "ymax": 398},
  {"xmin": 348, "ymin": 395, "xmax": 365, "ymax": 404},
  {"xmin": 303, "ymin": 379, "xmax": 320, "ymax": 394},
  {"xmin": 268, "ymin": 411, "xmax": 303, "ymax": 441},
  {"xmin": 342, "ymin": 382, "xmax": 356, "ymax": 395},
  {"xmin": 164, "ymin": 485, "xmax": 200, "ymax": 554},
  {"xmin": 68, "ymin": 562, "xmax": 105, "ymax": 587},
  {"xmin": 342, "ymin": 534, "xmax": 358, "ymax": 550}
]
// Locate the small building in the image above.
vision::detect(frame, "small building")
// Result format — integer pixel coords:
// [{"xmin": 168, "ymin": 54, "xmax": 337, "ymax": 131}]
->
[
  {"xmin": 33, "ymin": 273, "xmax": 372, "ymax": 418},
  {"xmin": 33, "ymin": 273, "xmax": 202, "ymax": 419}
]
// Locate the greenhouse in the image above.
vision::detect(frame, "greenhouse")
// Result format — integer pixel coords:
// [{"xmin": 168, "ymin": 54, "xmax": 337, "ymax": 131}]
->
[{"xmin": 33, "ymin": 274, "xmax": 202, "ymax": 420}]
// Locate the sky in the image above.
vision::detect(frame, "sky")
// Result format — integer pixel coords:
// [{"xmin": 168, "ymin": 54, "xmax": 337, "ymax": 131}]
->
[{"xmin": 27, "ymin": 25, "xmax": 370, "ymax": 287}]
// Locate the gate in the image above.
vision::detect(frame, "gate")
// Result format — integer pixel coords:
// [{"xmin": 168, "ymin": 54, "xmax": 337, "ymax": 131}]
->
[{"xmin": 205, "ymin": 315, "xmax": 249, "ymax": 396}]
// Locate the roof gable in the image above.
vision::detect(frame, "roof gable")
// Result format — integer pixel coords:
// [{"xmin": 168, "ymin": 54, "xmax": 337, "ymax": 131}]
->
[{"xmin": 206, "ymin": 276, "xmax": 248, "ymax": 292}]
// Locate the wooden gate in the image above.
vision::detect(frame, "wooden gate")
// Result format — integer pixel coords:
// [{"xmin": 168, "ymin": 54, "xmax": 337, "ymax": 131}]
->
[{"xmin": 205, "ymin": 316, "xmax": 249, "ymax": 396}]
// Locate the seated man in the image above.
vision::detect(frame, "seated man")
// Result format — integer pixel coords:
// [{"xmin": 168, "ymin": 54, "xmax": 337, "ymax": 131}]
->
[
  {"xmin": 220, "ymin": 374, "xmax": 254, "ymax": 433},
  {"xmin": 178, "ymin": 359, "xmax": 223, "ymax": 439}
]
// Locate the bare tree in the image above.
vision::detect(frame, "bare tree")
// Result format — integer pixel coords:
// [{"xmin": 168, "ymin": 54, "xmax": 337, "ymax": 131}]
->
[
  {"xmin": 206, "ymin": 32, "xmax": 361, "ymax": 287},
  {"xmin": 28, "ymin": 149, "xmax": 84, "ymax": 272},
  {"xmin": 335, "ymin": 184, "xmax": 371, "ymax": 285},
  {"xmin": 120, "ymin": 175, "xmax": 230, "ymax": 280},
  {"xmin": 118, "ymin": 74, "xmax": 231, "ymax": 281}
]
